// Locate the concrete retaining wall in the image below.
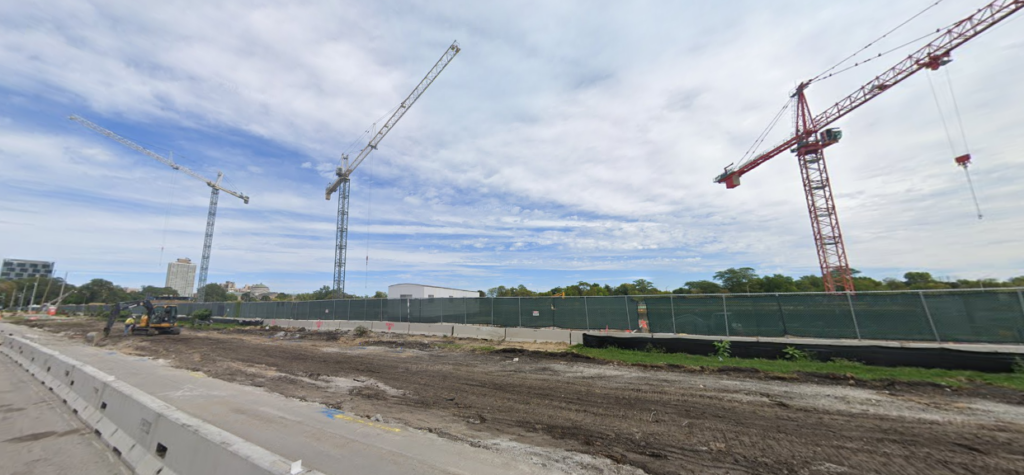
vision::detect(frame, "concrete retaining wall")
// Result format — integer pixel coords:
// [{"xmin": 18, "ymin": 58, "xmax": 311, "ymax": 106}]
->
[
  {"xmin": 505, "ymin": 328, "xmax": 571, "ymax": 344},
  {"xmin": 407, "ymin": 323, "xmax": 454, "ymax": 337},
  {"xmin": 453, "ymin": 326, "xmax": 505, "ymax": 341},
  {"xmin": 0, "ymin": 335, "xmax": 322, "ymax": 475}
]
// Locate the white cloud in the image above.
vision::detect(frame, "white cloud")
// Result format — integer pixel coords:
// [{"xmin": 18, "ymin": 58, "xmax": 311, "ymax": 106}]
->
[{"xmin": 0, "ymin": 0, "xmax": 1021, "ymax": 294}]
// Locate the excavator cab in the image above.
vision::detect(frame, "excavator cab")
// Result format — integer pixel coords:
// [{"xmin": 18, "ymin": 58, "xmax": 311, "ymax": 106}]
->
[{"xmin": 142, "ymin": 301, "xmax": 181, "ymax": 335}]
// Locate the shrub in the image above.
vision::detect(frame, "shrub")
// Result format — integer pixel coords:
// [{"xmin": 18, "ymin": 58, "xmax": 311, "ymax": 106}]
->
[
  {"xmin": 192, "ymin": 309, "xmax": 213, "ymax": 321},
  {"xmin": 782, "ymin": 345, "xmax": 813, "ymax": 362},
  {"xmin": 352, "ymin": 325, "xmax": 370, "ymax": 338},
  {"xmin": 712, "ymin": 340, "xmax": 731, "ymax": 358},
  {"xmin": 1013, "ymin": 357, "xmax": 1024, "ymax": 374}
]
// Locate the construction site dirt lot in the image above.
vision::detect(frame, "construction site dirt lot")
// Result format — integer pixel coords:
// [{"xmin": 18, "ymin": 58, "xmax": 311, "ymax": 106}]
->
[{"xmin": 14, "ymin": 317, "xmax": 1024, "ymax": 475}]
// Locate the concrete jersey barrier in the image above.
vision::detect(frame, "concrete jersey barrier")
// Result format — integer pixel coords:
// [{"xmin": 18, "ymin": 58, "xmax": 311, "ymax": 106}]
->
[{"xmin": 0, "ymin": 334, "xmax": 323, "ymax": 475}]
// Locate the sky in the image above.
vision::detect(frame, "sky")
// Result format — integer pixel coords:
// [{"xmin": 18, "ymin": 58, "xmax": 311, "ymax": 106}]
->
[{"xmin": 1, "ymin": 0, "xmax": 1022, "ymax": 295}]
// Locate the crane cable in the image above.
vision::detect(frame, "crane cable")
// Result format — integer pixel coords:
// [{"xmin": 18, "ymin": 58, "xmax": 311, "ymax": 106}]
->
[
  {"xmin": 363, "ymin": 154, "xmax": 373, "ymax": 293},
  {"xmin": 808, "ymin": 0, "xmax": 946, "ymax": 84},
  {"xmin": 926, "ymin": 70, "xmax": 982, "ymax": 220},
  {"xmin": 739, "ymin": 98, "xmax": 793, "ymax": 167}
]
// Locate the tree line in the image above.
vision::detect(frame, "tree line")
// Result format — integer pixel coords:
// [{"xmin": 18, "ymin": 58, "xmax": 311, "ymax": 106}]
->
[
  {"xmin": 489, "ymin": 268, "xmax": 1024, "ymax": 297},
  {"xmin": 3, "ymin": 269, "xmax": 1021, "ymax": 306}
]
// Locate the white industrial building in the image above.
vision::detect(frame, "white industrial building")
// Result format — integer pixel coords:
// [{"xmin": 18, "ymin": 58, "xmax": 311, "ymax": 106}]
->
[{"xmin": 387, "ymin": 283, "xmax": 478, "ymax": 299}]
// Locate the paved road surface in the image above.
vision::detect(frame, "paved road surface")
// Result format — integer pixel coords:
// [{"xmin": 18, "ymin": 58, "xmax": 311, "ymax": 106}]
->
[
  {"xmin": 0, "ymin": 323, "xmax": 597, "ymax": 475},
  {"xmin": 0, "ymin": 351, "xmax": 130, "ymax": 475}
]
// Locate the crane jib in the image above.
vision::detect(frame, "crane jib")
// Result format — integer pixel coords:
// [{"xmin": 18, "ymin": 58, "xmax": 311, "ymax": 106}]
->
[{"xmin": 716, "ymin": 0, "xmax": 1023, "ymax": 185}]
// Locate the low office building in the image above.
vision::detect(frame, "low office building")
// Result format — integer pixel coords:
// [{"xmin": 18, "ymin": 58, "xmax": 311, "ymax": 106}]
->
[
  {"xmin": 387, "ymin": 283, "xmax": 478, "ymax": 299},
  {"xmin": 1, "ymin": 259, "xmax": 55, "ymax": 280}
]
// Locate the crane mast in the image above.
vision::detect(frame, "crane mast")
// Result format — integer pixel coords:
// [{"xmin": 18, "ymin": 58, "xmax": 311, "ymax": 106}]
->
[
  {"xmin": 325, "ymin": 41, "xmax": 460, "ymax": 298},
  {"xmin": 713, "ymin": 0, "xmax": 1023, "ymax": 292},
  {"xmin": 70, "ymin": 115, "xmax": 250, "ymax": 302}
]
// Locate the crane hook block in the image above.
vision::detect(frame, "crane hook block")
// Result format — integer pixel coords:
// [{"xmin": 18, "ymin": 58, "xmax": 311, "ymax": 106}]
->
[{"xmin": 955, "ymin": 153, "xmax": 972, "ymax": 168}]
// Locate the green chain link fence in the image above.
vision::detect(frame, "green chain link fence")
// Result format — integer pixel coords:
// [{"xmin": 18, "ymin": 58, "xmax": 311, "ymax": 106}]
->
[{"xmin": 57, "ymin": 289, "xmax": 1024, "ymax": 344}]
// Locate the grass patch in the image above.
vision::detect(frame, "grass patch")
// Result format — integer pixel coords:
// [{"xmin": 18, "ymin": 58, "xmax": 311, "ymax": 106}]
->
[
  {"xmin": 434, "ymin": 342, "xmax": 464, "ymax": 350},
  {"xmin": 570, "ymin": 345, "xmax": 1024, "ymax": 391},
  {"xmin": 473, "ymin": 345, "xmax": 498, "ymax": 352}
]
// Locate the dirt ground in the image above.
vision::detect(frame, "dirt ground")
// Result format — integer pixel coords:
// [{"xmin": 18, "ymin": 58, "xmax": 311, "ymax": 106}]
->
[{"xmin": 15, "ymin": 318, "xmax": 1024, "ymax": 475}]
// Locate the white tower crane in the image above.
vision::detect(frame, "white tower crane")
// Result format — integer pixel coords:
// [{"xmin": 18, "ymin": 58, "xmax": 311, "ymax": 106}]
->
[
  {"xmin": 69, "ymin": 115, "xmax": 250, "ymax": 302},
  {"xmin": 325, "ymin": 41, "xmax": 460, "ymax": 298}
]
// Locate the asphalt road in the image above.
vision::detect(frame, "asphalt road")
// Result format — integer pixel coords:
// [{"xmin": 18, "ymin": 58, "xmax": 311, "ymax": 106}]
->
[{"xmin": 0, "ymin": 351, "xmax": 130, "ymax": 475}]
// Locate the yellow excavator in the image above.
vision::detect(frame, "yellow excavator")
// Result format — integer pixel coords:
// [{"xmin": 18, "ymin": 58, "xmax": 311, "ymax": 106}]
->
[{"xmin": 103, "ymin": 298, "xmax": 181, "ymax": 337}]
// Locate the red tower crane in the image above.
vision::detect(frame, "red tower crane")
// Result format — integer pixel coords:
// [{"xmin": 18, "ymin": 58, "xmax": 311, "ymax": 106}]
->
[{"xmin": 714, "ymin": 0, "xmax": 1023, "ymax": 293}]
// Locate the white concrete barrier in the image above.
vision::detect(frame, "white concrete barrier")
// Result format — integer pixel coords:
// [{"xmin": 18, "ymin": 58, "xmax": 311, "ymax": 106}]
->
[
  {"xmin": 504, "ymin": 328, "xmax": 571, "ymax": 344},
  {"xmin": 453, "ymin": 326, "xmax": 505, "ymax": 341},
  {"xmin": 407, "ymin": 323, "xmax": 454, "ymax": 337},
  {"xmin": 372, "ymin": 321, "xmax": 410, "ymax": 333},
  {"xmin": 0, "ymin": 335, "xmax": 323, "ymax": 475},
  {"xmin": 569, "ymin": 331, "xmax": 589, "ymax": 345}
]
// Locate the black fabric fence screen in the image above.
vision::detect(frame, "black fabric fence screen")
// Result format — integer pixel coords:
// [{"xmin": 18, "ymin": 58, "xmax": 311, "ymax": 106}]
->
[{"xmin": 56, "ymin": 289, "xmax": 1024, "ymax": 344}]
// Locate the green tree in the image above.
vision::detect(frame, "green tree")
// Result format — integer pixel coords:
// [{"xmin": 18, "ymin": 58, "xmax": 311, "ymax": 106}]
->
[
  {"xmin": 794, "ymin": 275, "xmax": 823, "ymax": 292},
  {"xmin": 883, "ymin": 278, "xmax": 908, "ymax": 291},
  {"xmin": 311, "ymin": 285, "xmax": 333, "ymax": 300},
  {"xmin": 713, "ymin": 267, "xmax": 761, "ymax": 293},
  {"xmin": 76, "ymin": 279, "xmax": 130, "ymax": 304},
  {"xmin": 680, "ymin": 280, "xmax": 722, "ymax": 294},
  {"xmin": 200, "ymin": 284, "xmax": 236, "ymax": 302},
  {"xmin": 903, "ymin": 271, "xmax": 935, "ymax": 287},
  {"xmin": 851, "ymin": 276, "xmax": 885, "ymax": 291},
  {"xmin": 759, "ymin": 274, "xmax": 798, "ymax": 293},
  {"xmin": 137, "ymin": 286, "xmax": 179, "ymax": 298},
  {"xmin": 373, "ymin": 291, "xmax": 388, "ymax": 299},
  {"xmin": 632, "ymin": 279, "xmax": 658, "ymax": 295}
]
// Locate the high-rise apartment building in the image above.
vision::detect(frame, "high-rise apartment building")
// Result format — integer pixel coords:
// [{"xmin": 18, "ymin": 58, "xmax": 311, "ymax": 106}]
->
[
  {"xmin": 1, "ymin": 259, "xmax": 55, "ymax": 280},
  {"xmin": 165, "ymin": 258, "xmax": 197, "ymax": 298}
]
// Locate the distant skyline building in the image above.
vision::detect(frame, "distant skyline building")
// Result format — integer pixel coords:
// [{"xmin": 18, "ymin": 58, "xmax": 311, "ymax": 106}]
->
[
  {"xmin": 1, "ymin": 259, "xmax": 55, "ymax": 280},
  {"xmin": 165, "ymin": 258, "xmax": 197, "ymax": 298}
]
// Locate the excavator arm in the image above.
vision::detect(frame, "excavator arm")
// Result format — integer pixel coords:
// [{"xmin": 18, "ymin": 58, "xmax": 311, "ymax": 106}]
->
[{"xmin": 103, "ymin": 300, "xmax": 155, "ymax": 337}]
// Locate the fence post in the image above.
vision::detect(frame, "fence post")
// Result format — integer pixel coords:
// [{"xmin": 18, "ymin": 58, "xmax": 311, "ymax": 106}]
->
[
  {"xmin": 490, "ymin": 298, "xmax": 494, "ymax": 325},
  {"xmin": 721, "ymin": 294, "xmax": 730, "ymax": 337},
  {"xmin": 846, "ymin": 292, "xmax": 862, "ymax": 340},
  {"xmin": 670, "ymin": 295, "xmax": 677, "ymax": 334},
  {"xmin": 380, "ymin": 298, "xmax": 384, "ymax": 321},
  {"xmin": 919, "ymin": 291, "xmax": 941, "ymax": 342},
  {"xmin": 347, "ymin": 299, "xmax": 352, "ymax": 321},
  {"xmin": 463, "ymin": 299, "xmax": 468, "ymax": 324},
  {"xmin": 583, "ymin": 296, "xmax": 591, "ymax": 330},
  {"xmin": 624, "ymin": 295, "xmax": 631, "ymax": 331},
  {"xmin": 1018, "ymin": 290, "xmax": 1024, "ymax": 344},
  {"xmin": 775, "ymin": 294, "xmax": 789, "ymax": 336},
  {"xmin": 518, "ymin": 297, "xmax": 522, "ymax": 327},
  {"xmin": 440, "ymin": 298, "xmax": 444, "ymax": 324},
  {"xmin": 306, "ymin": 301, "xmax": 311, "ymax": 321}
]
